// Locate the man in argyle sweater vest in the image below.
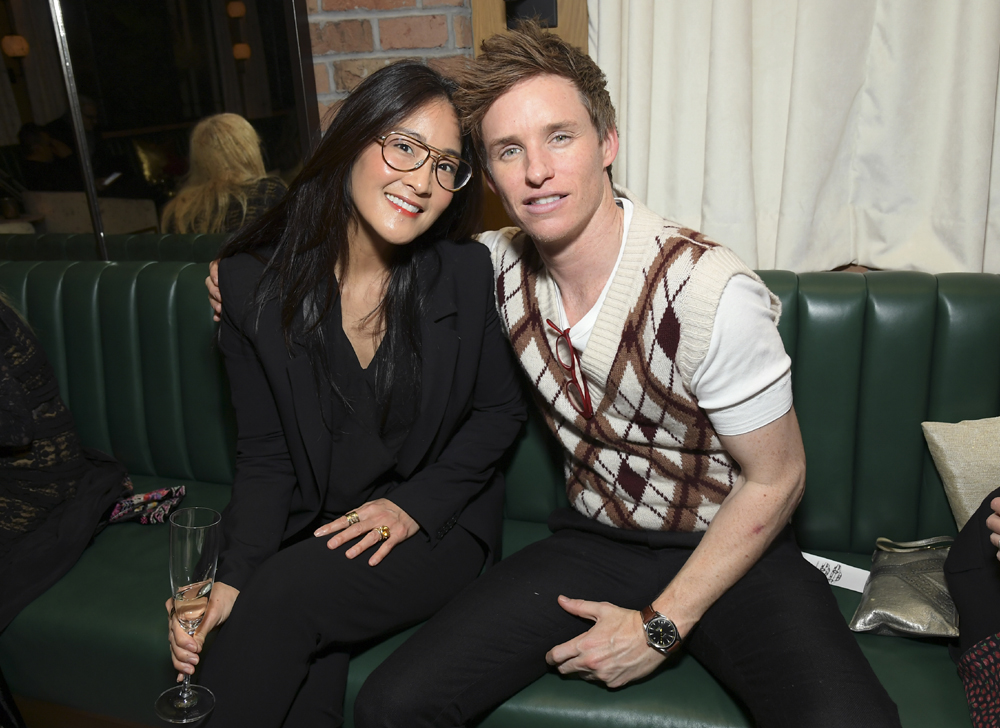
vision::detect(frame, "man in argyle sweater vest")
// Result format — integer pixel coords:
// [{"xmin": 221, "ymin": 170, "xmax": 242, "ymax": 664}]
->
[
  {"xmin": 492, "ymin": 211, "xmax": 760, "ymax": 534},
  {"xmin": 353, "ymin": 22, "xmax": 902, "ymax": 728}
]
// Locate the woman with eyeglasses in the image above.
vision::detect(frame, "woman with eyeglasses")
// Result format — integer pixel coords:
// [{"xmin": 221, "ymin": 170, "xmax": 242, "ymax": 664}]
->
[{"xmin": 165, "ymin": 61, "xmax": 526, "ymax": 727}]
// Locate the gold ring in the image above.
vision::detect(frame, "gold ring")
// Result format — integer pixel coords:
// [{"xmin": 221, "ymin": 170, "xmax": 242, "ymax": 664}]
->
[
  {"xmin": 375, "ymin": 525, "xmax": 390, "ymax": 541},
  {"xmin": 346, "ymin": 511, "xmax": 360, "ymax": 525}
]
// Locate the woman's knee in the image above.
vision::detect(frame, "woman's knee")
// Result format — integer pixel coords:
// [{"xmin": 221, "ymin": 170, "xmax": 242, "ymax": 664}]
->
[{"xmin": 233, "ymin": 543, "xmax": 330, "ymax": 623}]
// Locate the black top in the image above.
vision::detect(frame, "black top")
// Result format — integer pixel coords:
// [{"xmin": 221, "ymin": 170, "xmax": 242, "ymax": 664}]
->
[{"xmin": 320, "ymin": 297, "xmax": 417, "ymax": 517}]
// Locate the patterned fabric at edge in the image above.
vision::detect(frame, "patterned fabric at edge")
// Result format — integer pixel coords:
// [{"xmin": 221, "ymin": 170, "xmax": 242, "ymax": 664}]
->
[
  {"xmin": 0, "ymin": 299, "xmax": 129, "ymax": 632},
  {"xmin": 958, "ymin": 632, "xmax": 1000, "ymax": 727}
]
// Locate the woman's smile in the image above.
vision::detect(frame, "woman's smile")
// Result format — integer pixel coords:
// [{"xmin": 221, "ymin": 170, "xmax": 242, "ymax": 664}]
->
[{"xmin": 385, "ymin": 192, "xmax": 423, "ymax": 217}]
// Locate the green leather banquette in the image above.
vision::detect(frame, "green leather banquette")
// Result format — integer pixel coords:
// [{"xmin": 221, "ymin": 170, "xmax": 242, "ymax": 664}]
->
[
  {"xmin": 0, "ymin": 233, "xmax": 227, "ymax": 263},
  {"xmin": 0, "ymin": 255, "xmax": 996, "ymax": 727}
]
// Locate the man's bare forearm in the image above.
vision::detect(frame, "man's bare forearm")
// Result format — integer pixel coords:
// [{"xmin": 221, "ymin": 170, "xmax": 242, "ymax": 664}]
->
[
  {"xmin": 649, "ymin": 409, "xmax": 806, "ymax": 637},
  {"xmin": 650, "ymin": 475, "xmax": 803, "ymax": 636}
]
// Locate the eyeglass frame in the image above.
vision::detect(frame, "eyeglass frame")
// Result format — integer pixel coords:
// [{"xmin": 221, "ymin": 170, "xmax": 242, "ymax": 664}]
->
[
  {"xmin": 546, "ymin": 319, "xmax": 594, "ymax": 420},
  {"xmin": 376, "ymin": 131, "xmax": 472, "ymax": 192}
]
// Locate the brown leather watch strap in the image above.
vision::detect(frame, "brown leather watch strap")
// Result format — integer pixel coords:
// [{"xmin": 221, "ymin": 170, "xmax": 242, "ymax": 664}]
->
[{"xmin": 640, "ymin": 604, "xmax": 658, "ymax": 625}]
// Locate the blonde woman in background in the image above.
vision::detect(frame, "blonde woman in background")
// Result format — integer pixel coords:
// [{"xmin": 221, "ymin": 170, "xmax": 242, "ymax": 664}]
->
[{"xmin": 161, "ymin": 113, "xmax": 287, "ymax": 234}]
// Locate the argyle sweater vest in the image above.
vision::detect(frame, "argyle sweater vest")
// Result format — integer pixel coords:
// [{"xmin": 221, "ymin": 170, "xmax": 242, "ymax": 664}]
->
[{"xmin": 491, "ymin": 198, "xmax": 778, "ymax": 532}]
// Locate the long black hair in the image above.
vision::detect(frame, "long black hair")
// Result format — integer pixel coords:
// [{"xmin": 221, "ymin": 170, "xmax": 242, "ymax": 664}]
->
[{"xmin": 220, "ymin": 61, "xmax": 484, "ymax": 428}]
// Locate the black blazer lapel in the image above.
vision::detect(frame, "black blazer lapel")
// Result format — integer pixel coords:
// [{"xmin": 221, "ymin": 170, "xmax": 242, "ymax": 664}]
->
[
  {"xmin": 396, "ymin": 291, "xmax": 460, "ymax": 477},
  {"xmin": 286, "ymin": 354, "xmax": 331, "ymax": 497}
]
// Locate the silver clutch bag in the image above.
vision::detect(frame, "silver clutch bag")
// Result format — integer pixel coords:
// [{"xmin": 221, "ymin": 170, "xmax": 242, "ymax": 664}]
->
[{"xmin": 848, "ymin": 536, "xmax": 958, "ymax": 638}]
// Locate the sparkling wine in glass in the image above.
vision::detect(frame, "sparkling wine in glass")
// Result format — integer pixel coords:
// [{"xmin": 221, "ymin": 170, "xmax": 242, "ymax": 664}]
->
[{"xmin": 154, "ymin": 507, "xmax": 222, "ymax": 723}]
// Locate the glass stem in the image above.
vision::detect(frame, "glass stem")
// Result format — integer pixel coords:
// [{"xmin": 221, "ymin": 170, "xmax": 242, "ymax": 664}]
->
[{"xmin": 177, "ymin": 627, "xmax": 197, "ymax": 704}]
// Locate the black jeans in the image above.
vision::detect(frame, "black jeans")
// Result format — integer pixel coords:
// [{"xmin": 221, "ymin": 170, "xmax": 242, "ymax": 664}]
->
[
  {"xmin": 198, "ymin": 525, "xmax": 486, "ymax": 728},
  {"xmin": 356, "ymin": 522, "xmax": 901, "ymax": 728}
]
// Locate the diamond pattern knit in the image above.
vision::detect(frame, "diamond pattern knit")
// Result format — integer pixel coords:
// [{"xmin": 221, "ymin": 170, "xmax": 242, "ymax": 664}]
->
[{"xmin": 491, "ymin": 196, "xmax": 777, "ymax": 532}]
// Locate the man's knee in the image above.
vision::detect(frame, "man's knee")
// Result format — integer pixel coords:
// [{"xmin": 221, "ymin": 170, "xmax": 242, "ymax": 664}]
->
[
  {"xmin": 354, "ymin": 670, "xmax": 439, "ymax": 728},
  {"xmin": 761, "ymin": 681, "xmax": 900, "ymax": 728}
]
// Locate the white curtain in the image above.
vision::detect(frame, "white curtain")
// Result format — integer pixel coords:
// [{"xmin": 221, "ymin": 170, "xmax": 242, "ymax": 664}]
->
[
  {"xmin": 9, "ymin": 0, "xmax": 67, "ymax": 127},
  {"xmin": 589, "ymin": 0, "xmax": 1000, "ymax": 274}
]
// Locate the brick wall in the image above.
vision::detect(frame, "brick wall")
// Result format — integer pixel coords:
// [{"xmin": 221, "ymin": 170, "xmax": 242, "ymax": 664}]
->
[{"xmin": 308, "ymin": 0, "xmax": 473, "ymax": 127}]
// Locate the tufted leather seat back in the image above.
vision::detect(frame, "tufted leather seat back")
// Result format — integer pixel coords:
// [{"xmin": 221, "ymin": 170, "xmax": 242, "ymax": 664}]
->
[
  {"xmin": 3, "ymin": 261, "xmax": 999, "ymax": 554},
  {"xmin": 759, "ymin": 271, "xmax": 1000, "ymax": 552},
  {"xmin": 0, "ymin": 260, "xmax": 235, "ymax": 484},
  {"xmin": 0, "ymin": 233, "xmax": 228, "ymax": 263}
]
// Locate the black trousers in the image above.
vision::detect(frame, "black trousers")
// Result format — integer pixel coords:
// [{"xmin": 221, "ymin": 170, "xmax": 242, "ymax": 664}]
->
[
  {"xmin": 198, "ymin": 525, "xmax": 486, "ymax": 727},
  {"xmin": 356, "ymin": 523, "xmax": 901, "ymax": 728}
]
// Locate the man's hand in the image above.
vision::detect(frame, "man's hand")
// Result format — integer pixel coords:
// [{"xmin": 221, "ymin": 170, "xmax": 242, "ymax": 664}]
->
[
  {"xmin": 206, "ymin": 259, "xmax": 221, "ymax": 321},
  {"xmin": 988, "ymin": 496, "xmax": 1000, "ymax": 562},
  {"xmin": 544, "ymin": 596, "xmax": 666, "ymax": 688},
  {"xmin": 166, "ymin": 581, "xmax": 239, "ymax": 682}
]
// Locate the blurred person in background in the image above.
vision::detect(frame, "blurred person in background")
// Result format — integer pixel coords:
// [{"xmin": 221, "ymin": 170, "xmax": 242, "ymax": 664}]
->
[
  {"xmin": 18, "ymin": 123, "xmax": 83, "ymax": 192},
  {"xmin": 161, "ymin": 113, "xmax": 286, "ymax": 234},
  {"xmin": 45, "ymin": 96, "xmax": 158, "ymax": 200}
]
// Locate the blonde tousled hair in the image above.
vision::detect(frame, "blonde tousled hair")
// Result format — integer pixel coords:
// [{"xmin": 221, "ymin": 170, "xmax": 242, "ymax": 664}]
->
[{"xmin": 161, "ymin": 113, "xmax": 268, "ymax": 234}]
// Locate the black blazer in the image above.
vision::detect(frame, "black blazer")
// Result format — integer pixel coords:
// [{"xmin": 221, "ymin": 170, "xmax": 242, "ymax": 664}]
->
[{"xmin": 215, "ymin": 240, "xmax": 526, "ymax": 591}]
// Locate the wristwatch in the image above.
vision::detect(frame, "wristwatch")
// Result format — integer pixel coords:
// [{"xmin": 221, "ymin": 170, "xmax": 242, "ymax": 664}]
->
[{"xmin": 640, "ymin": 605, "xmax": 681, "ymax": 656}]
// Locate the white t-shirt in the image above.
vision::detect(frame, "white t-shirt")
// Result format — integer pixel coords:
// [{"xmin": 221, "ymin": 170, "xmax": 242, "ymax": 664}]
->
[{"xmin": 477, "ymin": 200, "xmax": 792, "ymax": 436}]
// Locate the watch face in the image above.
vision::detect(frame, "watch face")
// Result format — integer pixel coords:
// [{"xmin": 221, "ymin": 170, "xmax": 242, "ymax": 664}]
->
[{"xmin": 646, "ymin": 616, "xmax": 678, "ymax": 651}]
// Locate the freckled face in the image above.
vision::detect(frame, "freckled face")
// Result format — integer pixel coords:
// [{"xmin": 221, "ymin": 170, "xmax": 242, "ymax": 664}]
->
[
  {"xmin": 481, "ymin": 74, "xmax": 617, "ymax": 249},
  {"xmin": 350, "ymin": 98, "xmax": 462, "ymax": 252}
]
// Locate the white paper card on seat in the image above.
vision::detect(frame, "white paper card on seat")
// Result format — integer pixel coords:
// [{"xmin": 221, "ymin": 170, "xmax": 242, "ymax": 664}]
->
[{"xmin": 801, "ymin": 553, "xmax": 869, "ymax": 593}]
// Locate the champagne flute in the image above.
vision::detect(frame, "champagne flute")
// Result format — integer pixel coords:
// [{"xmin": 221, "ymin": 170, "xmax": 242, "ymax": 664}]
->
[{"xmin": 155, "ymin": 507, "xmax": 222, "ymax": 723}]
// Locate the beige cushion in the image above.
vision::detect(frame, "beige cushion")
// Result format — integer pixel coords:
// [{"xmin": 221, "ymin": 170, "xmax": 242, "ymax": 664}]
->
[
  {"xmin": 23, "ymin": 191, "xmax": 158, "ymax": 234},
  {"xmin": 922, "ymin": 416, "xmax": 1000, "ymax": 530},
  {"xmin": 0, "ymin": 221, "xmax": 34, "ymax": 233}
]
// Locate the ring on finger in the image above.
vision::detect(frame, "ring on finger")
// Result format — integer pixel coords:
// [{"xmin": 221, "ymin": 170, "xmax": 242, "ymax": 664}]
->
[
  {"xmin": 374, "ymin": 525, "xmax": 390, "ymax": 542},
  {"xmin": 346, "ymin": 511, "xmax": 360, "ymax": 525}
]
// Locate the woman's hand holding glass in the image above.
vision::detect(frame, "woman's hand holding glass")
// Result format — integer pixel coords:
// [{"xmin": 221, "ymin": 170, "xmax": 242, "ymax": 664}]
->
[
  {"xmin": 314, "ymin": 498, "xmax": 419, "ymax": 566},
  {"xmin": 154, "ymin": 507, "xmax": 222, "ymax": 722},
  {"xmin": 166, "ymin": 581, "xmax": 240, "ymax": 681}
]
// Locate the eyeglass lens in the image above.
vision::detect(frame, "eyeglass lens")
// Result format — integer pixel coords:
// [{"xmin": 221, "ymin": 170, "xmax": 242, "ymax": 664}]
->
[
  {"xmin": 546, "ymin": 321, "xmax": 593, "ymax": 419},
  {"xmin": 553, "ymin": 334, "xmax": 576, "ymax": 373},
  {"xmin": 381, "ymin": 133, "xmax": 472, "ymax": 191},
  {"xmin": 564, "ymin": 378, "xmax": 590, "ymax": 417}
]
